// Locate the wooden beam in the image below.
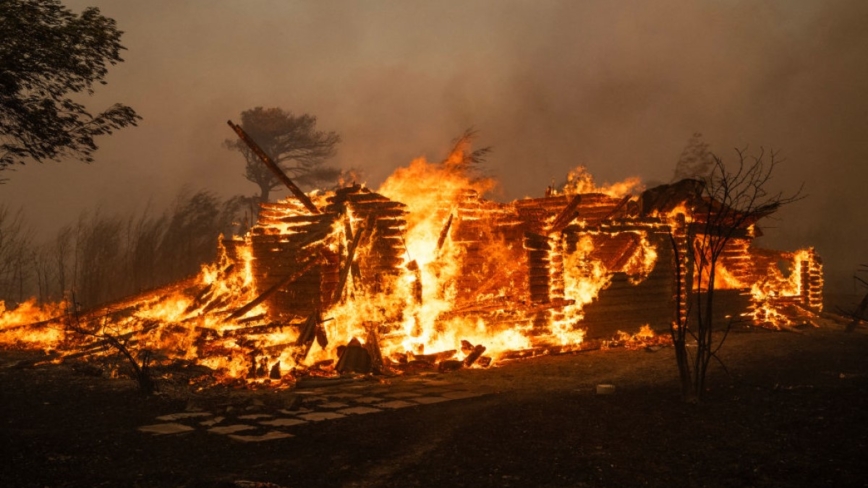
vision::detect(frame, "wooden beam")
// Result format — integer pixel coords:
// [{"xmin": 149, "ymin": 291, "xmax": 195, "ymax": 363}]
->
[
  {"xmin": 330, "ymin": 215, "xmax": 373, "ymax": 305},
  {"xmin": 549, "ymin": 194, "xmax": 582, "ymax": 233},
  {"xmin": 436, "ymin": 214, "xmax": 454, "ymax": 252},
  {"xmin": 227, "ymin": 120, "xmax": 320, "ymax": 214},
  {"xmin": 227, "ymin": 258, "xmax": 318, "ymax": 320}
]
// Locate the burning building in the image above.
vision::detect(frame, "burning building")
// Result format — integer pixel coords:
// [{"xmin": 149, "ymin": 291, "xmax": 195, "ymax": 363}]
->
[{"xmin": 0, "ymin": 131, "xmax": 823, "ymax": 386}]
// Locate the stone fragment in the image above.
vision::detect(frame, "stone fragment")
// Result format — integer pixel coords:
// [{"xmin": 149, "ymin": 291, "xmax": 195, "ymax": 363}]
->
[
  {"xmin": 208, "ymin": 424, "xmax": 256, "ymax": 435},
  {"xmin": 200, "ymin": 416, "xmax": 225, "ymax": 427},
  {"xmin": 411, "ymin": 396, "xmax": 450, "ymax": 404},
  {"xmin": 238, "ymin": 413, "xmax": 274, "ymax": 420},
  {"xmin": 260, "ymin": 418, "xmax": 308, "ymax": 427},
  {"xmin": 318, "ymin": 402, "xmax": 349, "ymax": 409},
  {"xmin": 138, "ymin": 423, "xmax": 195, "ymax": 435},
  {"xmin": 374, "ymin": 400, "xmax": 416, "ymax": 409},
  {"xmin": 337, "ymin": 406, "xmax": 382, "ymax": 415},
  {"xmin": 297, "ymin": 412, "xmax": 346, "ymax": 421},
  {"xmin": 156, "ymin": 412, "xmax": 213, "ymax": 421},
  {"xmin": 353, "ymin": 396, "xmax": 384, "ymax": 404},
  {"xmin": 441, "ymin": 390, "xmax": 484, "ymax": 400},
  {"xmin": 229, "ymin": 431, "xmax": 294, "ymax": 442}
]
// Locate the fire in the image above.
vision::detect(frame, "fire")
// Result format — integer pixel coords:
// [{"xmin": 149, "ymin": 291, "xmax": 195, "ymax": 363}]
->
[
  {"xmin": 0, "ymin": 299, "xmax": 66, "ymax": 350},
  {"xmin": 375, "ymin": 153, "xmax": 500, "ymax": 358},
  {"xmin": 0, "ymin": 143, "xmax": 823, "ymax": 385},
  {"xmin": 555, "ymin": 166, "xmax": 643, "ymax": 198},
  {"xmin": 610, "ymin": 324, "xmax": 671, "ymax": 350},
  {"xmin": 562, "ymin": 236, "xmax": 611, "ymax": 315},
  {"xmin": 747, "ymin": 248, "xmax": 823, "ymax": 329}
]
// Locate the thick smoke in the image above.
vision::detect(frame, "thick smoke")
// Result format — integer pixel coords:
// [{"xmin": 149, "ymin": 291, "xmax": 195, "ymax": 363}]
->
[{"xmin": 1, "ymin": 0, "xmax": 866, "ymax": 291}]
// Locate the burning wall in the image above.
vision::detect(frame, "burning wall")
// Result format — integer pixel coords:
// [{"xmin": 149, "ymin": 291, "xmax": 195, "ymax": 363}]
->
[{"xmin": 226, "ymin": 167, "xmax": 822, "ymax": 367}]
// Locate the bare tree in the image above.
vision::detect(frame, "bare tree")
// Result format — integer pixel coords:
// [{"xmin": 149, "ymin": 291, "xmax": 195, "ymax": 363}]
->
[
  {"xmin": 225, "ymin": 107, "xmax": 341, "ymax": 203},
  {"xmin": 669, "ymin": 147, "xmax": 802, "ymax": 402},
  {"xmin": 844, "ymin": 264, "xmax": 868, "ymax": 333},
  {"xmin": 73, "ymin": 211, "xmax": 123, "ymax": 308},
  {"xmin": 0, "ymin": 206, "xmax": 33, "ymax": 305},
  {"xmin": 31, "ymin": 225, "xmax": 73, "ymax": 304},
  {"xmin": 0, "ymin": 188, "xmax": 248, "ymax": 309}
]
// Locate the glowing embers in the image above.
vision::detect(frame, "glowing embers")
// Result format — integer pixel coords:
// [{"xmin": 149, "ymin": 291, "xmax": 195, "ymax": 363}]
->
[{"xmin": 606, "ymin": 324, "xmax": 672, "ymax": 350}]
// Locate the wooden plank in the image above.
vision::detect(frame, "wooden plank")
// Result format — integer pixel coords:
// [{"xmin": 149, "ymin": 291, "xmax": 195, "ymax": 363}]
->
[{"xmin": 228, "ymin": 258, "xmax": 319, "ymax": 319}]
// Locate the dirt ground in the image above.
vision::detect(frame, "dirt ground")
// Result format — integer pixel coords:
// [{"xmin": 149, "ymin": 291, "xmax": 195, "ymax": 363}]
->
[{"xmin": 2, "ymin": 321, "xmax": 867, "ymax": 488}]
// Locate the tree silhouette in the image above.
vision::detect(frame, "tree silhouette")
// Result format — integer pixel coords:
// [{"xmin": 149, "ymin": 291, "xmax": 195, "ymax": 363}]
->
[
  {"xmin": 671, "ymin": 133, "xmax": 714, "ymax": 182},
  {"xmin": 0, "ymin": 0, "xmax": 140, "ymax": 178},
  {"xmin": 225, "ymin": 107, "xmax": 341, "ymax": 202}
]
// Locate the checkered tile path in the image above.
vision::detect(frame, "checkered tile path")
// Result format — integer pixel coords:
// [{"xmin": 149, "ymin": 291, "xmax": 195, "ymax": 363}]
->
[{"xmin": 139, "ymin": 377, "xmax": 488, "ymax": 442}]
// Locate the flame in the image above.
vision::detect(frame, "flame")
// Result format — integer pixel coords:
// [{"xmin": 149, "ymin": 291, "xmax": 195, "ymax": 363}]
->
[
  {"xmin": 612, "ymin": 324, "xmax": 671, "ymax": 350},
  {"xmin": 563, "ymin": 236, "xmax": 611, "ymax": 312},
  {"xmin": 0, "ymin": 299, "xmax": 66, "ymax": 350},
  {"xmin": 747, "ymin": 248, "xmax": 821, "ymax": 328},
  {"xmin": 556, "ymin": 166, "xmax": 643, "ymax": 198}
]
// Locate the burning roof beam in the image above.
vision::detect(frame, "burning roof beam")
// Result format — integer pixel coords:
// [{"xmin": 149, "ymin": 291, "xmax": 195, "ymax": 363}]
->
[{"xmin": 226, "ymin": 120, "xmax": 320, "ymax": 214}]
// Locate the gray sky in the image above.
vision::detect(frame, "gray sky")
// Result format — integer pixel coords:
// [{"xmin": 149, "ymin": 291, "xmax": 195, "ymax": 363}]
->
[{"xmin": 1, "ymin": 0, "xmax": 866, "ymax": 291}]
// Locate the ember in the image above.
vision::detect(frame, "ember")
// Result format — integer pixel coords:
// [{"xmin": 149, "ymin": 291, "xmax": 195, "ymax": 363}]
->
[{"xmin": 0, "ymin": 130, "xmax": 822, "ymax": 386}]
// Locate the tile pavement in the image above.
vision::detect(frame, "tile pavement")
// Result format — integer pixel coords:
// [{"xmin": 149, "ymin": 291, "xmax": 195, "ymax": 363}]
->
[{"xmin": 138, "ymin": 376, "xmax": 488, "ymax": 442}]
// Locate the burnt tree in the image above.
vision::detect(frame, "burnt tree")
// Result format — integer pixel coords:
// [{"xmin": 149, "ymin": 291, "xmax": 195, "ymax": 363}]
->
[{"xmin": 670, "ymin": 147, "xmax": 802, "ymax": 402}]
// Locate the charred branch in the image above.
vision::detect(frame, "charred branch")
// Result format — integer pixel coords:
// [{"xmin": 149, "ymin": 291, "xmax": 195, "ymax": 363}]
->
[
  {"xmin": 846, "ymin": 267, "xmax": 868, "ymax": 333},
  {"xmin": 602, "ymin": 195, "xmax": 632, "ymax": 221},
  {"xmin": 463, "ymin": 343, "xmax": 487, "ymax": 367}
]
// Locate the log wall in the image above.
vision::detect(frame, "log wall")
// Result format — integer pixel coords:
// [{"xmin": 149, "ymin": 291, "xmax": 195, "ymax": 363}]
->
[
  {"xmin": 250, "ymin": 202, "xmax": 338, "ymax": 318},
  {"xmin": 240, "ymin": 181, "xmax": 822, "ymax": 339},
  {"xmin": 325, "ymin": 185, "xmax": 408, "ymax": 296},
  {"xmin": 577, "ymin": 229, "xmax": 677, "ymax": 338}
]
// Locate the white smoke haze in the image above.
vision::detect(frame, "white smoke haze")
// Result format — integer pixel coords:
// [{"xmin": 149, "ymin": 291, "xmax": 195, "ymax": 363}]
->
[{"xmin": 1, "ymin": 0, "xmax": 866, "ymax": 291}]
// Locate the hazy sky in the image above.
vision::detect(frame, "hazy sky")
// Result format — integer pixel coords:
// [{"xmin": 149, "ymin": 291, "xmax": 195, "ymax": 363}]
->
[{"xmin": 1, "ymin": 0, "xmax": 866, "ymax": 290}]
